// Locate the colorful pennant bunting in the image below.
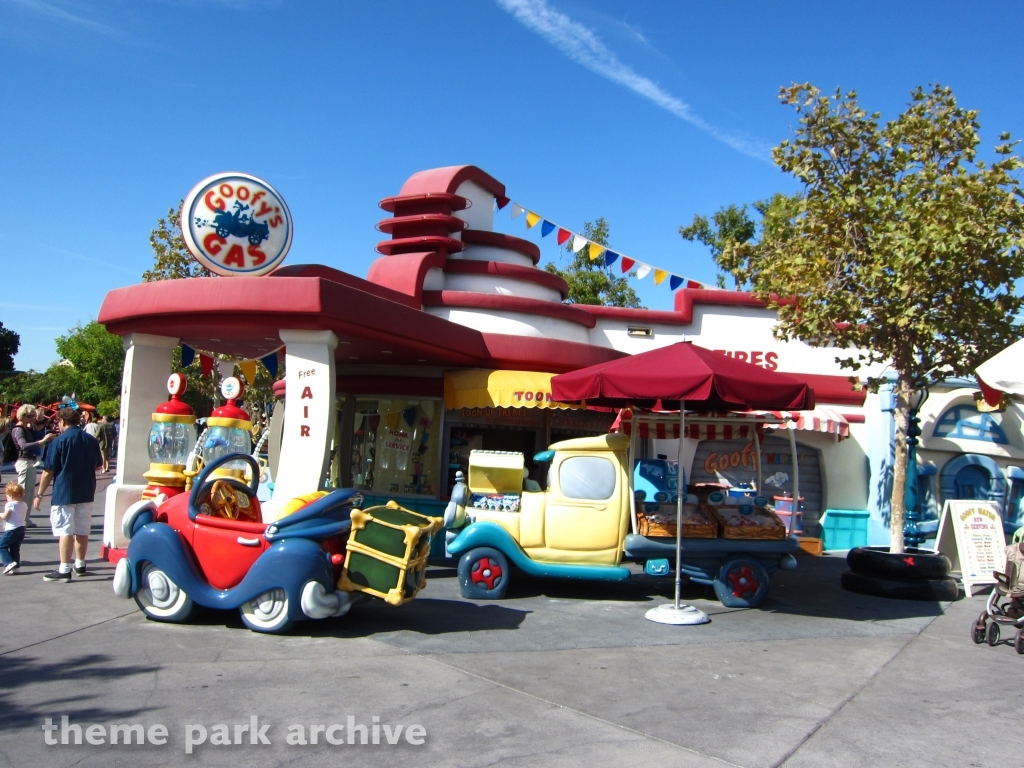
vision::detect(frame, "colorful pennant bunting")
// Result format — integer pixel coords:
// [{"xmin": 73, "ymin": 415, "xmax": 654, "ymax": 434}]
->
[
  {"xmin": 181, "ymin": 344, "xmax": 195, "ymax": 368},
  {"xmin": 506, "ymin": 198, "xmax": 714, "ymax": 294},
  {"xmin": 261, "ymin": 352, "xmax": 279, "ymax": 378},
  {"xmin": 199, "ymin": 354, "xmax": 214, "ymax": 378},
  {"xmin": 239, "ymin": 360, "xmax": 258, "ymax": 385}
]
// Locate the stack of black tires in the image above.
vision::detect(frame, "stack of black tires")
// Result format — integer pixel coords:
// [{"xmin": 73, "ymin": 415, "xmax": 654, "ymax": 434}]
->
[{"xmin": 841, "ymin": 546, "xmax": 959, "ymax": 601}]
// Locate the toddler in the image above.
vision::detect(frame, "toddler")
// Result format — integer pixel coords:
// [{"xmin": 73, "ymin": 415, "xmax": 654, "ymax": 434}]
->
[{"xmin": 1, "ymin": 481, "xmax": 28, "ymax": 574}]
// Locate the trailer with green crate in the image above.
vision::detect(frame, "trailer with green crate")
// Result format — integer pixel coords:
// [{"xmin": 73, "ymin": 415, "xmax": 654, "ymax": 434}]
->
[{"xmin": 339, "ymin": 501, "xmax": 441, "ymax": 606}]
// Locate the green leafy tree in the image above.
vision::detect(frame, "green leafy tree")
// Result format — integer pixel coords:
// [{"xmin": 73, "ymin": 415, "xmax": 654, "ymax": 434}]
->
[
  {"xmin": 143, "ymin": 203, "xmax": 213, "ymax": 282},
  {"xmin": 0, "ymin": 370, "xmax": 63, "ymax": 405},
  {"xmin": 0, "ymin": 321, "xmax": 19, "ymax": 371},
  {"xmin": 680, "ymin": 205, "xmax": 756, "ymax": 288},
  {"xmin": 51, "ymin": 321, "xmax": 126, "ymax": 404},
  {"xmin": 680, "ymin": 195, "xmax": 801, "ymax": 288},
  {"xmin": 748, "ymin": 83, "xmax": 1024, "ymax": 553},
  {"xmin": 544, "ymin": 218, "xmax": 643, "ymax": 307}
]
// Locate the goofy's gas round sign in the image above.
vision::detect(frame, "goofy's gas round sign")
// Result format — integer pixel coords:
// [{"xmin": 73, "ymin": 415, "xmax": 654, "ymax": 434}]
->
[{"xmin": 181, "ymin": 172, "xmax": 293, "ymax": 277}]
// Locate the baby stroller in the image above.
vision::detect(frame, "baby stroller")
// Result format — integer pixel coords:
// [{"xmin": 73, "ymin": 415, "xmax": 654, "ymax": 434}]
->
[{"xmin": 972, "ymin": 539, "xmax": 1024, "ymax": 653}]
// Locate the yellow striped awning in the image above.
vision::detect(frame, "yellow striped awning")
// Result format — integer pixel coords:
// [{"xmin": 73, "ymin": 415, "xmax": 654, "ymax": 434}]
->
[{"xmin": 444, "ymin": 370, "xmax": 579, "ymax": 410}]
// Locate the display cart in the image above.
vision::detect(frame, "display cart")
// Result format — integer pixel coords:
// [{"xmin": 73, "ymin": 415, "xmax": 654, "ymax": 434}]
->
[{"xmin": 618, "ymin": 410, "xmax": 801, "ymax": 605}]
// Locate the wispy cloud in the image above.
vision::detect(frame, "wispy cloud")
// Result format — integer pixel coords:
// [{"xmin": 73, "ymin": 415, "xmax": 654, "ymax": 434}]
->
[
  {"xmin": 45, "ymin": 246, "xmax": 141, "ymax": 277},
  {"xmin": 2, "ymin": 0, "xmax": 121, "ymax": 37},
  {"xmin": 495, "ymin": 0, "xmax": 771, "ymax": 162}
]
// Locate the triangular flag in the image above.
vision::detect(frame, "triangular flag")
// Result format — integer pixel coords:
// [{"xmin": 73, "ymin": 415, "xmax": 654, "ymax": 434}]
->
[
  {"xmin": 653, "ymin": 269, "xmax": 669, "ymax": 285},
  {"xmin": 510, "ymin": 203, "xmax": 525, "ymax": 219},
  {"xmin": 636, "ymin": 264, "xmax": 652, "ymax": 279},
  {"xmin": 541, "ymin": 220, "xmax": 556, "ymax": 237},
  {"xmin": 571, "ymin": 235, "xmax": 587, "ymax": 253},
  {"xmin": 239, "ymin": 359, "xmax": 257, "ymax": 385},
  {"xmin": 218, "ymin": 359, "xmax": 235, "ymax": 381},
  {"xmin": 199, "ymin": 354, "xmax": 214, "ymax": 378},
  {"xmin": 261, "ymin": 352, "xmax": 278, "ymax": 378},
  {"xmin": 621, "ymin": 257, "xmax": 636, "ymax": 273},
  {"xmin": 669, "ymin": 275, "xmax": 684, "ymax": 290},
  {"xmin": 686, "ymin": 280, "xmax": 702, "ymax": 289},
  {"xmin": 180, "ymin": 344, "xmax": 195, "ymax": 368},
  {"xmin": 496, "ymin": 196, "xmax": 510, "ymax": 210},
  {"xmin": 525, "ymin": 211, "xmax": 541, "ymax": 228},
  {"xmin": 557, "ymin": 228, "xmax": 571, "ymax": 245},
  {"xmin": 588, "ymin": 242, "xmax": 604, "ymax": 260},
  {"xmin": 604, "ymin": 251, "xmax": 619, "ymax": 267}
]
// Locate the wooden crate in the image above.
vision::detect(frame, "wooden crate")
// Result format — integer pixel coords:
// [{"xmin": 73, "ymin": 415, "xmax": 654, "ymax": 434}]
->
[
  {"xmin": 339, "ymin": 502, "xmax": 440, "ymax": 606},
  {"xmin": 636, "ymin": 504, "xmax": 718, "ymax": 539},
  {"xmin": 704, "ymin": 504, "xmax": 788, "ymax": 540},
  {"xmin": 796, "ymin": 536, "xmax": 824, "ymax": 556}
]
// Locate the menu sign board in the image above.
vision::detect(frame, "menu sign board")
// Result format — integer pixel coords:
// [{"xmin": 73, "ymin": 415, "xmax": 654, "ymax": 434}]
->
[{"xmin": 935, "ymin": 500, "xmax": 1006, "ymax": 597}]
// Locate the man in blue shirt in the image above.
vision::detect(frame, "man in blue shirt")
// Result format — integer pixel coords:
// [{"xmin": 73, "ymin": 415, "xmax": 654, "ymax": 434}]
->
[{"xmin": 34, "ymin": 408, "xmax": 103, "ymax": 582}]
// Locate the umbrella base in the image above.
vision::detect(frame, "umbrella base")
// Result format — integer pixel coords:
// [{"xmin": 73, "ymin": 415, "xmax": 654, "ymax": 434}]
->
[{"xmin": 644, "ymin": 603, "xmax": 710, "ymax": 626}]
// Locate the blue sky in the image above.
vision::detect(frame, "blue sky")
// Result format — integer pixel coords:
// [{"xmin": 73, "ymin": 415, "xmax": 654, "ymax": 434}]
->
[{"xmin": 2, "ymin": 0, "xmax": 1022, "ymax": 371}]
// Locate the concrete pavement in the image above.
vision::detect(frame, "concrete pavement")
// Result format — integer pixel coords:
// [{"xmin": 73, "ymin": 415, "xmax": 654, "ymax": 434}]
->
[{"xmin": 0, "ymin": 469, "xmax": 1016, "ymax": 767}]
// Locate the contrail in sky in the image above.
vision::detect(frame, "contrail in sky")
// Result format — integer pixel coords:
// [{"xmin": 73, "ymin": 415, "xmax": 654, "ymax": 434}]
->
[{"xmin": 495, "ymin": 0, "xmax": 771, "ymax": 162}]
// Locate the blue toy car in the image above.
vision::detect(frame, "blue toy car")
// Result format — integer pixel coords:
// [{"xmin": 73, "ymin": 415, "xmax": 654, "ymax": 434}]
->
[{"xmin": 112, "ymin": 453, "xmax": 360, "ymax": 633}]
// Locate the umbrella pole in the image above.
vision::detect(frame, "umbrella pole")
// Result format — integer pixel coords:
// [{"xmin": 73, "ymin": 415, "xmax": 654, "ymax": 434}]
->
[
  {"xmin": 754, "ymin": 427, "xmax": 762, "ymax": 493},
  {"xmin": 787, "ymin": 426, "xmax": 800, "ymax": 537},
  {"xmin": 675, "ymin": 405, "xmax": 684, "ymax": 610},
  {"xmin": 628, "ymin": 410, "xmax": 638, "ymax": 535},
  {"xmin": 644, "ymin": 404, "xmax": 708, "ymax": 625}
]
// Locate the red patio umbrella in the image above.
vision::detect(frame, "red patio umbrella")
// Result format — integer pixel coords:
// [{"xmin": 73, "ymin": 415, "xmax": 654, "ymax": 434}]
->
[
  {"xmin": 550, "ymin": 342, "xmax": 815, "ymax": 625},
  {"xmin": 550, "ymin": 341, "xmax": 814, "ymax": 412}
]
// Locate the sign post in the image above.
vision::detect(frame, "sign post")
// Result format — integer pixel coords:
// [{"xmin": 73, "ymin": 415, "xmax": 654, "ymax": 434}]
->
[{"xmin": 935, "ymin": 500, "xmax": 1007, "ymax": 596}]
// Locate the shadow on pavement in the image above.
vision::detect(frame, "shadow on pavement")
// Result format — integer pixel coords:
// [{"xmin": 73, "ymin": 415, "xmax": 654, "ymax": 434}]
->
[
  {"xmin": 0, "ymin": 653, "xmax": 160, "ymax": 729},
  {"xmin": 763, "ymin": 554, "xmax": 954, "ymax": 621},
  {"xmin": 183, "ymin": 596, "xmax": 531, "ymax": 639}
]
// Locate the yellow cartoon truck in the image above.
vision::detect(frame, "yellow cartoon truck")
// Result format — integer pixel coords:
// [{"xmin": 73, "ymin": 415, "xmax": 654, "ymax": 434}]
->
[{"xmin": 442, "ymin": 433, "xmax": 799, "ymax": 608}]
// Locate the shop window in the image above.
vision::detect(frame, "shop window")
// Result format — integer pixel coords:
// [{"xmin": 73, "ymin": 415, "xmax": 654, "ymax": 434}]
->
[
  {"xmin": 351, "ymin": 398, "xmax": 440, "ymax": 497},
  {"xmin": 558, "ymin": 456, "xmax": 616, "ymax": 500},
  {"xmin": 933, "ymin": 405, "xmax": 1008, "ymax": 444}
]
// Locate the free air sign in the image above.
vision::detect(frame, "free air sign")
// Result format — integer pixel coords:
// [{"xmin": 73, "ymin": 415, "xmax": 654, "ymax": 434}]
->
[{"xmin": 182, "ymin": 172, "xmax": 293, "ymax": 276}]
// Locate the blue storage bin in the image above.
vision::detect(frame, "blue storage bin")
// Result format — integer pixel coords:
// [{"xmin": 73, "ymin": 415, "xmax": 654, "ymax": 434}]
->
[{"xmin": 820, "ymin": 509, "xmax": 870, "ymax": 551}]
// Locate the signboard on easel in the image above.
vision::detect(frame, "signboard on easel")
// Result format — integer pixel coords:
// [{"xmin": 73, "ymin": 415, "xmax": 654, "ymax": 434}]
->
[{"xmin": 935, "ymin": 500, "xmax": 1007, "ymax": 596}]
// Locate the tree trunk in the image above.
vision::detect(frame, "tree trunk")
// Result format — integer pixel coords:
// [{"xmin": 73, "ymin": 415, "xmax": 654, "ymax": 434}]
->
[{"xmin": 889, "ymin": 376, "xmax": 913, "ymax": 554}]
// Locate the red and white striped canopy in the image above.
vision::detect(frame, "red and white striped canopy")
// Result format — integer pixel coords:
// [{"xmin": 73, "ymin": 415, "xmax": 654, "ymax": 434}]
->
[{"xmin": 613, "ymin": 406, "xmax": 850, "ymax": 441}]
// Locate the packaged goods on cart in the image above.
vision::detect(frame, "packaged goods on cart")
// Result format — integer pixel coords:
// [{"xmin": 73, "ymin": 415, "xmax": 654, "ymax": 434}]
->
[
  {"xmin": 470, "ymin": 492, "xmax": 522, "ymax": 513},
  {"xmin": 636, "ymin": 501, "xmax": 718, "ymax": 539},
  {"xmin": 702, "ymin": 492, "xmax": 788, "ymax": 540}
]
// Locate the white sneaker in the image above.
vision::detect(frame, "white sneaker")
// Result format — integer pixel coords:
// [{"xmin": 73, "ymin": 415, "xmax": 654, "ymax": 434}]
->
[{"xmin": 3, "ymin": 562, "xmax": 18, "ymax": 575}]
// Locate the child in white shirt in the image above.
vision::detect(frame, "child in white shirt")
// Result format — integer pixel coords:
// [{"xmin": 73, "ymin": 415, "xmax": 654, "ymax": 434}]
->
[{"xmin": 2, "ymin": 481, "xmax": 28, "ymax": 574}]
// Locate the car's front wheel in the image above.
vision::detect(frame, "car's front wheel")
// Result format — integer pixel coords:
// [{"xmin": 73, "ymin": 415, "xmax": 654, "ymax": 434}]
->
[
  {"xmin": 240, "ymin": 588, "xmax": 293, "ymax": 633},
  {"xmin": 135, "ymin": 563, "xmax": 195, "ymax": 623},
  {"xmin": 457, "ymin": 547, "xmax": 510, "ymax": 599}
]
